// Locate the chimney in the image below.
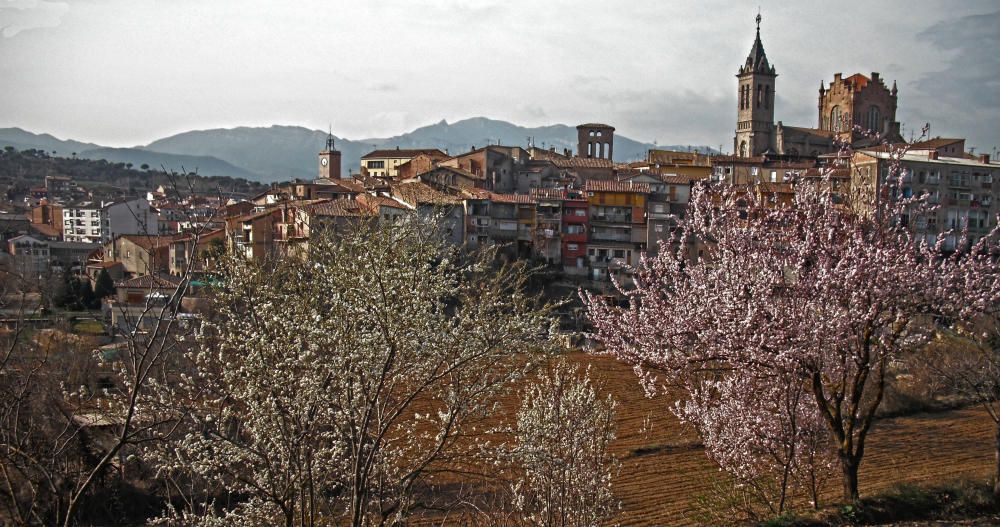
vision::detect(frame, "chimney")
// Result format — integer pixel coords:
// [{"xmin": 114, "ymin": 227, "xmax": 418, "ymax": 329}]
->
[
  {"xmin": 550, "ymin": 146, "xmax": 555, "ymax": 152},
  {"xmin": 872, "ymin": 72, "xmax": 879, "ymax": 82},
  {"xmin": 928, "ymin": 151, "xmax": 939, "ymax": 161},
  {"xmin": 979, "ymin": 153, "xmax": 991, "ymax": 164},
  {"xmin": 834, "ymin": 73, "xmax": 842, "ymax": 82}
]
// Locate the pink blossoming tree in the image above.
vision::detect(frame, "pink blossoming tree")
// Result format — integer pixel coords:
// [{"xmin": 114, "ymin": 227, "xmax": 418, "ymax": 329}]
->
[{"xmin": 584, "ymin": 153, "xmax": 1000, "ymax": 503}]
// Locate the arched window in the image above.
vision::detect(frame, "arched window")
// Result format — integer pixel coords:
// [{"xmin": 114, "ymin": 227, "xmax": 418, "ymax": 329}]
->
[
  {"xmin": 757, "ymin": 85, "xmax": 763, "ymax": 108},
  {"xmin": 867, "ymin": 106, "xmax": 881, "ymax": 133},
  {"xmin": 596, "ymin": 142, "xmax": 602, "ymax": 158},
  {"xmin": 587, "ymin": 143, "xmax": 593, "ymax": 157},
  {"xmin": 739, "ymin": 141, "xmax": 748, "ymax": 158},
  {"xmin": 764, "ymin": 85, "xmax": 771, "ymax": 109},
  {"xmin": 604, "ymin": 142, "xmax": 610, "ymax": 159},
  {"xmin": 589, "ymin": 131, "xmax": 595, "ymax": 137},
  {"xmin": 830, "ymin": 106, "xmax": 842, "ymax": 132}
]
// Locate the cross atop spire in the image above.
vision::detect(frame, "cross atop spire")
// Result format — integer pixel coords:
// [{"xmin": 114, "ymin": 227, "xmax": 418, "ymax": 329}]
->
[{"xmin": 739, "ymin": 10, "xmax": 776, "ymax": 77}]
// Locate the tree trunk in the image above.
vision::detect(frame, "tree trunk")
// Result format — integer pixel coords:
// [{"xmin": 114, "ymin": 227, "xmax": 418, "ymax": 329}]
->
[
  {"xmin": 994, "ymin": 421, "xmax": 1000, "ymax": 502},
  {"xmin": 841, "ymin": 453, "xmax": 860, "ymax": 503}
]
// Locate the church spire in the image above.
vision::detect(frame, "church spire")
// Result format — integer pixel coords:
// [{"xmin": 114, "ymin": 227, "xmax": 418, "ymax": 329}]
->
[{"xmin": 740, "ymin": 11, "xmax": 776, "ymax": 76}]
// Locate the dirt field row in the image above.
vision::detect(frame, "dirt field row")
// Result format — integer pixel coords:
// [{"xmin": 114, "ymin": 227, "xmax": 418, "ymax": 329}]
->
[{"xmin": 570, "ymin": 353, "xmax": 996, "ymax": 526}]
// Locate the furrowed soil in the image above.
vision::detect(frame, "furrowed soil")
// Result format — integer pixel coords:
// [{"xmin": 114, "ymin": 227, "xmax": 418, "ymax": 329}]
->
[{"xmin": 564, "ymin": 353, "xmax": 994, "ymax": 526}]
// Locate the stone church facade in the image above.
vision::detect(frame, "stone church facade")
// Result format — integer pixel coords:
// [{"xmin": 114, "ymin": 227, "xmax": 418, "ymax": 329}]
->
[{"xmin": 734, "ymin": 15, "xmax": 903, "ymax": 159}]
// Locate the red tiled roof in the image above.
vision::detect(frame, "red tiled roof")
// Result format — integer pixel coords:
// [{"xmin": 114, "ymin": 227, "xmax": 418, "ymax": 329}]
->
[
  {"xmin": 489, "ymin": 193, "xmax": 536, "ymax": 205},
  {"xmin": 361, "ymin": 148, "xmax": 447, "ymax": 159},
  {"xmin": 711, "ymin": 155, "xmax": 767, "ymax": 164},
  {"xmin": 658, "ymin": 174, "xmax": 707, "ymax": 185},
  {"xmin": 551, "ymin": 157, "xmax": 615, "ymax": 169},
  {"xmin": 358, "ymin": 194, "xmax": 407, "ymax": 210},
  {"xmin": 306, "ymin": 199, "xmax": 375, "ymax": 218},
  {"xmin": 118, "ymin": 234, "xmax": 179, "ymax": 251},
  {"xmin": 421, "ymin": 165, "xmax": 484, "ymax": 180},
  {"xmin": 910, "ymin": 138, "xmax": 964, "ymax": 150},
  {"xmin": 115, "ymin": 274, "xmax": 181, "ymax": 289},
  {"xmin": 530, "ymin": 188, "xmax": 567, "ymax": 200},
  {"xmin": 584, "ymin": 180, "xmax": 650, "ymax": 194},
  {"xmin": 392, "ymin": 182, "xmax": 460, "ymax": 206}
]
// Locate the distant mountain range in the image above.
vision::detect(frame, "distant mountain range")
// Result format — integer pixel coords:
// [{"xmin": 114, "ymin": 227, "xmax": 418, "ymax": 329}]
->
[{"xmin": 0, "ymin": 118, "xmax": 717, "ymax": 183}]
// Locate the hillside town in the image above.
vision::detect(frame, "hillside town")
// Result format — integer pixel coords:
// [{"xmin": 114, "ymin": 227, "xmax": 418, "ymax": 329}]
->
[
  {"xmin": 4, "ymin": 19, "xmax": 997, "ymax": 299},
  {"xmin": 2, "ymin": 10, "xmax": 1000, "ymax": 527}
]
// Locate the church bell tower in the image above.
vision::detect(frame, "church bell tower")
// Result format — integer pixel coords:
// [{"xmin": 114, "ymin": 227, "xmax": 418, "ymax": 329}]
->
[
  {"xmin": 734, "ymin": 13, "xmax": 777, "ymax": 157},
  {"xmin": 318, "ymin": 129, "xmax": 342, "ymax": 180}
]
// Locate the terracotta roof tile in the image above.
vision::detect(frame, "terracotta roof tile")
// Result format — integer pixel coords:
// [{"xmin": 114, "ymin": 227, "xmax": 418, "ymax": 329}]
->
[
  {"xmin": 115, "ymin": 274, "xmax": 181, "ymax": 289},
  {"xmin": 530, "ymin": 188, "xmax": 567, "ymax": 199},
  {"xmin": 361, "ymin": 148, "xmax": 447, "ymax": 159},
  {"xmin": 391, "ymin": 182, "xmax": 460, "ymax": 206},
  {"xmin": 584, "ymin": 180, "xmax": 650, "ymax": 193},
  {"xmin": 488, "ymin": 193, "xmax": 536, "ymax": 205},
  {"xmin": 306, "ymin": 199, "xmax": 375, "ymax": 218}
]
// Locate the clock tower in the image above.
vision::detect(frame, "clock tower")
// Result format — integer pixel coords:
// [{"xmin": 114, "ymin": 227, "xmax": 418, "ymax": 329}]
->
[{"xmin": 318, "ymin": 130, "xmax": 342, "ymax": 180}]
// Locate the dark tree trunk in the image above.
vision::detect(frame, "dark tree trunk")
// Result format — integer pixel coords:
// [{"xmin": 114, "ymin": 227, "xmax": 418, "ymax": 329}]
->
[
  {"xmin": 841, "ymin": 454, "xmax": 860, "ymax": 503},
  {"xmin": 994, "ymin": 421, "xmax": 1000, "ymax": 502}
]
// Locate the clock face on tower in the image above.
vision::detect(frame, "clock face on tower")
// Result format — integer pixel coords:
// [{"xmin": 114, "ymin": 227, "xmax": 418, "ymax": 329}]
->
[{"xmin": 321, "ymin": 157, "xmax": 329, "ymax": 166}]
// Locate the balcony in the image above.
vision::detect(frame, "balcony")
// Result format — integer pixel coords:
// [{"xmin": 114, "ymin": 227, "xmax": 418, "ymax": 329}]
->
[
  {"xmin": 590, "ymin": 232, "xmax": 631, "ymax": 243},
  {"xmin": 590, "ymin": 213, "xmax": 631, "ymax": 224}
]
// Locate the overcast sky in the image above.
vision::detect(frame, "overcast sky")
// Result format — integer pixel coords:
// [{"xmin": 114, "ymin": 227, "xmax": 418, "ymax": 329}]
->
[{"xmin": 1, "ymin": 0, "xmax": 998, "ymax": 153}]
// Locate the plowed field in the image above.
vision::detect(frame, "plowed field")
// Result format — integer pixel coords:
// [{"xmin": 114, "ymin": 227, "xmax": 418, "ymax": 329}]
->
[{"xmin": 571, "ymin": 353, "xmax": 995, "ymax": 526}]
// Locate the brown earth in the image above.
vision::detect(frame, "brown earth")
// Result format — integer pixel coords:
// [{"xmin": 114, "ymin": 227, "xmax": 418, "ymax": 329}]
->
[{"xmin": 570, "ymin": 353, "xmax": 995, "ymax": 527}]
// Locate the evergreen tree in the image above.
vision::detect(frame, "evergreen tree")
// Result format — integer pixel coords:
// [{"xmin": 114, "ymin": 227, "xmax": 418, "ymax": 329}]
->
[
  {"xmin": 77, "ymin": 278, "xmax": 97, "ymax": 310},
  {"xmin": 93, "ymin": 269, "xmax": 116, "ymax": 301}
]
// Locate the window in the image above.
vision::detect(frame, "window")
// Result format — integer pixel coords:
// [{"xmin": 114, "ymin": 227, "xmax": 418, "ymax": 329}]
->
[
  {"xmin": 613, "ymin": 249, "xmax": 625, "ymax": 258},
  {"xmin": 867, "ymin": 106, "xmax": 881, "ymax": 132},
  {"xmin": 655, "ymin": 224, "xmax": 664, "ymax": 233},
  {"xmin": 567, "ymin": 243, "xmax": 578, "ymax": 251},
  {"xmin": 770, "ymin": 171, "xmax": 778, "ymax": 183},
  {"xmin": 574, "ymin": 209, "xmax": 586, "ymax": 217},
  {"xmin": 831, "ymin": 106, "xmax": 842, "ymax": 132}
]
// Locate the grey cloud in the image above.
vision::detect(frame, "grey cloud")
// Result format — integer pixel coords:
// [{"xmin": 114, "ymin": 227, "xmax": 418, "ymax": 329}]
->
[
  {"xmin": 0, "ymin": 0, "xmax": 68, "ymax": 38},
  {"xmin": 910, "ymin": 10, "xmax": 1000, "ymax": 147},
  {"xmin": 368, "ymin": 83, "xmax": 399, "ymax": 93}
]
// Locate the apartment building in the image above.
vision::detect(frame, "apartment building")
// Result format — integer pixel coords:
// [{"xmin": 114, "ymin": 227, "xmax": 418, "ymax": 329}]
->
[
  {"xmin": 584, "ymin": 180, "xmax": 649, "ymax": 281},
  {"xmin": 361, "ymin": 148, "xmax": 448, "ymax": 179},
  {"xmin": 62, "ymin": 202, "xmax": 104, "ymax": 243},
  {"xmin": 853, "ymin": 149, "xmax": 999, "ymax": 250}
]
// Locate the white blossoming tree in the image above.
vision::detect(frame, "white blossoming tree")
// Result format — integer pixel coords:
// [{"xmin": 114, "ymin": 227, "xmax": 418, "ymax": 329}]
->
[
  {"xmin": 150, "ymin": 215, "xmax": 559, "ymax": 526},
  {"xmin": 510, "ymin": 360, "xmax": 620, "ymax": 527}
]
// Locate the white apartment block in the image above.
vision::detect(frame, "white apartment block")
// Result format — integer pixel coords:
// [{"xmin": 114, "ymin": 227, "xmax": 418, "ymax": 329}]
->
[
  {"xmin": 62, "ymin": 202, "xmax": 104, "ymax": 244},
  {"xmin": 62, "ymin": 198, "xmax": 160, "ymax": 244}
]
